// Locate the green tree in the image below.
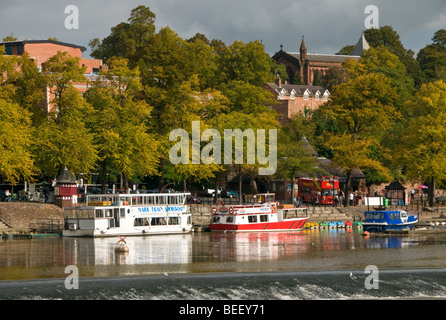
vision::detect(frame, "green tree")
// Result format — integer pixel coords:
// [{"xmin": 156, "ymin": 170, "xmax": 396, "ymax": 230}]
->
[
  {"xmin": 86, "ymin": 58, "xmax": 159, "ymax": 191},
  {"xmin": 0, "ymin": 98, "xmax": 36, "ymax": 185},
  {"xmin": 89, "ymin": 5, "xmax": 156, "ymax": 66},
  {"xmin": 42, "ymin": 51, "xmax": 87, "ymax": 102},
  {"xmin": 34, "ymin": 87, "xmax": 98, "ymax": 177},
  {"xmin": 346, "ymin": 46, "xmax": 415, "ymax": 103},
  {"xmin": 13, "ymin": 52, "xmax": 48, "ymax": 125},
  {"xmin": 320, "ymin": 73, "xmax": 399, "ymax": 204},
  {"xmin": 417, "ymin": 29, "xmax": 446, "ymax": 82},
  {"xmin": 396, "ymin": 80, "xmax": 446, "ymax": 207},
  {"xmin": 217, "ymin": 40, "xmax": 275, "ymax": 86},
  {"xmin": 364, "ymin": 26, "xmax": 425, "ymax": 87}
]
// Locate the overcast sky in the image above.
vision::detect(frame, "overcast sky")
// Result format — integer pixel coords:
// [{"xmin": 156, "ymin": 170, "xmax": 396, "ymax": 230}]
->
[{"xmin": 0, "ymin": 0, "xmax": 445, "ymax": 58}]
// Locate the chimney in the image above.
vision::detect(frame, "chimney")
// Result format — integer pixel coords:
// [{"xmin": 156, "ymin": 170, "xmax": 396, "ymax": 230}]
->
[{"xmin": 276, "ymin": 74, "xmax": 282, "ymax": 88}]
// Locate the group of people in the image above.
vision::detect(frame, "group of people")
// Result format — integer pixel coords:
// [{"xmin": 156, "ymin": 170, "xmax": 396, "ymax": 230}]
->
[
  {"xmin": 293, "ymin": 190, "xmax": 366, "ymax": 207},
  {"xmin": 335, "ymin": 191, "xmax": 365, "ymax": 207}
]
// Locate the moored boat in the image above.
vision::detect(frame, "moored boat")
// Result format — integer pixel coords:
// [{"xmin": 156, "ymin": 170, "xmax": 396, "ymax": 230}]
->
[
  {"xmin": 209, "ymin": 194, "xmax": 308, "ymax": 232},
  {"xmin": 353, "ymin": 221, "xmax": 363, "ymax": 228},
  {"xmin": 336, "ymin": 220, "xmax": 345, "ymax": 228},
  {"xmin": 344, "ymin": 221, "xmax": 353, "ymax": 228},
  {"xmin": 62, "ymin": 193, "xmax": 193, "ymax": 237},
  {"xmin": 327, "ymin": 221, "xmax": 337, "ymax": 229},
  {"xmin": 319, "ymin": 221, "xmax": 328, "ymax": 229},
  {"xmin": 362, "ymin": 210, "xmax": 418, "ymax": 233}
]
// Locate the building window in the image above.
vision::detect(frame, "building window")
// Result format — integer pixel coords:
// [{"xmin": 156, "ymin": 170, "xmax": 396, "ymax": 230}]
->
[
  {"xmin": 3, "ymin": 43, "xmax": 12, "ymax": 55},
  {"xmin": 303, "ymin": 90, "xmax": 309, "ymax": 100}
]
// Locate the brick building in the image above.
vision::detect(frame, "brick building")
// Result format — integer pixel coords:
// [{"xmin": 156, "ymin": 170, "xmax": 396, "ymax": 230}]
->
[
  {"xmin": 263, "ymin": 77, "xmax": 330, "ymax": 125},
  {"xmin": 0, "ymin": 39, "xmax": 106, "ymax": 111},
  {"xmin": 272, "ymin": 34, "xmax": 369, "ymax": 85}
]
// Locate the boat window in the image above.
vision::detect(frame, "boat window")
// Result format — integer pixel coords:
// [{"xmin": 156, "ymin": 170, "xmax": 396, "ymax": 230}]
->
[
  {"xmin": 104, "ymin": 209, "xmax": 112, "ymax": 217},
  {"xmin": 134, "ymin": 218, "xmax": 150, "ymax": 226},
  {"xmin": 248, "ymin": 216, "xmax": 257, "ymax": 223},
  {"xmin": 151, "ymin": 217, "xmax": 167, "ymax": 225},
  {"xmin": 401, "ymin": 212, "xmax": 407, "ymax": 217},
  {"xmin": 226, "ymin": 217, "xmax": 233, "ymax": 223},
  {"xmin": 120, "ymin": 208, "xmax": 126, "ymax": 218},
  {"xmin": 260, "ymin": 215, "xmax": 268, "ymax": 222},
  {"xmin": 95, "ymin": 209, "xmax": 103, "ymax": 218},
  {"xmin": 212, "ymin": 216, "xmax": 220, "ymax": 223},
  {"xmin": 168, "ymin": 217, "xmax": 180, "ymax": 225}
]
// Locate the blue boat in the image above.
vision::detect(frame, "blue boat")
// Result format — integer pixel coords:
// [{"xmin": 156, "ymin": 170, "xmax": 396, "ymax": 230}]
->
[
  {"xmin": 327, "ymin": 221, "xmax": 337, "ymax": 228},
  {"xmin": 363, "ymin": 210, "xmax": 418, "ymax": 232}
]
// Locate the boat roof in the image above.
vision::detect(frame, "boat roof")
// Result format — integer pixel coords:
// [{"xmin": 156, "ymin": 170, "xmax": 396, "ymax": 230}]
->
[{"xmin": 364, "ymin": 210, "xmax": 407, "ymax": 213}]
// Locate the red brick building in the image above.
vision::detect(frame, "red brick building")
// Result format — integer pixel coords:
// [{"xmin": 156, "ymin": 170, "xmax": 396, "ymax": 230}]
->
[
  {"xmin": 272, "ymin": 34, "xmax": 368, "ymax": 85},
  {"xmin": 263, "ymin": 77, "xmax": 330, "ymax": 125}
]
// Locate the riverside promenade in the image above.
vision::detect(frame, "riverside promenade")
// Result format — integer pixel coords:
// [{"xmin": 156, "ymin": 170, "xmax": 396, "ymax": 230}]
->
[{"xmin": 1, "ymin": 202, "xmax": 445, "ymax": 234}]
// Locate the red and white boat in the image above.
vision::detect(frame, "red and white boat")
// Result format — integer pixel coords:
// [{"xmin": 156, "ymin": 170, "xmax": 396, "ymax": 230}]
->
[{"xmin": 209, "ymin": 193, "xmax": 308, "ymax": 232}]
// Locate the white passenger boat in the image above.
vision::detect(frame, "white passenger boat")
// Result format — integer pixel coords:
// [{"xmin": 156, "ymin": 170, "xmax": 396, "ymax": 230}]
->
[{"xmin": 62, "ymin": 193, "xmax": 193, "ymax": 237}]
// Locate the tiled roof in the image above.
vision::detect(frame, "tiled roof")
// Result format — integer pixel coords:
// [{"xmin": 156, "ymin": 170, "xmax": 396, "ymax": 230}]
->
[
  {"xmin": 265, "ymin": 82, "xmax": 329, "ymax": 96},
  {"xmin": 287, "ymin": 52, "xmax": 359, "ymax": 63},
  {"xmin": 56, "ymin": 167, "xmax": 77, "ymax": 183}
]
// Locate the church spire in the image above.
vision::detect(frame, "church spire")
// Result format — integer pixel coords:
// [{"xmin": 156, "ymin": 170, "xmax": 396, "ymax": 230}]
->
[
  {"xmin": 351, "ymin": 32, "xmax": 370, "ymax": 56},
  {"xmin": 300, "ymin": 36, "xmax": 307, "ymax": 61}
]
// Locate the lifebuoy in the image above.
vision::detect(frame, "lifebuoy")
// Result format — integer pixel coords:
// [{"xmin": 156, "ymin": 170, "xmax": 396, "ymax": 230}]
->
[
  {"xmin": 229, "ymin": 207, "xmax": 234, "ymax": 214},
  {"xmin": 271, "ymin": 205, "xmax": 277, "ymax": 213},
  {"xmin": 211, "ymin": 207, "xmax": 217, "ymax": 214}
]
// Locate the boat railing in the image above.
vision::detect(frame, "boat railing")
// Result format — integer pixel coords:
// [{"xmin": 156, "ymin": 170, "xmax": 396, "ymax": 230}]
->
[
  {"xmin": 281, "ymin": 207, "xmax": 308, "ymax": 218},
  {"xmin": 86, "ymin": 192, "xmax": 191, "ymax": 207}
]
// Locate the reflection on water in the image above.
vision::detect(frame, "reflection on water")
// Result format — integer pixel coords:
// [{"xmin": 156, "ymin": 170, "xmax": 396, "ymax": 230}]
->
[{"xmin": 1, "ymin": 229, "xmax": 446, "ymax": 280}]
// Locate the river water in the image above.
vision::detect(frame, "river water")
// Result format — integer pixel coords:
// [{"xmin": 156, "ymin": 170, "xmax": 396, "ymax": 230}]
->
[{"xmin": 1, "ymin": 229, "xmax": 446, "ymax": 300}]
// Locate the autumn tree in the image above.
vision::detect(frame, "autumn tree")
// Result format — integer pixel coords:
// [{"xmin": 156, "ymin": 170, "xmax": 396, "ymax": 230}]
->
[
  {"xmin": 33, "ymin": 52, "xmax": 97, "ymax": 178},
  {"xmin": 0, "ymin": 98, "xmax": 36, "ymax": 185},
  {"xmin": 85, "ymin": 58, "xmax": 159, "ymax": 192},
  {"xmin": 396, "ymin": 80, "xmax": 446, "ymax": 207},
  {"xmin": 0, "ymin": 47, "xmax": 37, "ymax": 185},
  {"xmin": 321, "ymin": 73, "xmax": 399, "ymax": 204}
]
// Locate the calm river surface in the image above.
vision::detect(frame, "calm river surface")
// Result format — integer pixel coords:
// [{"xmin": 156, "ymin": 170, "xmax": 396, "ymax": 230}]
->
[{"xmin": 1, "ymin": 229, "xmax": 446, "ymax": 299}]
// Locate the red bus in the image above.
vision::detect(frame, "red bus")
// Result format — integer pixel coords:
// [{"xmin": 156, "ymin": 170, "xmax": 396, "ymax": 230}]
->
[{"xmin": 297, "ymin": 176, "xmax": 339, "ymax": 205}]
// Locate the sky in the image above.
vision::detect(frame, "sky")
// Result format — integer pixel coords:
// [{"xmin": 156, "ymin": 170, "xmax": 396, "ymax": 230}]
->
[{"xmin": 0, "ymin": 0, "xmax": 445, "ymax": 58}]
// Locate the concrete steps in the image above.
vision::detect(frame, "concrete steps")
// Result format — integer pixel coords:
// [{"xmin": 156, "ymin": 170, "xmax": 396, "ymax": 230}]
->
[
  {"xmin": 306, "ymin": 207, "xmax": 353, "ymax": 222},
  {"xmin": 0, "ymin": 221, "xmax": 12, "ymax": 232}
]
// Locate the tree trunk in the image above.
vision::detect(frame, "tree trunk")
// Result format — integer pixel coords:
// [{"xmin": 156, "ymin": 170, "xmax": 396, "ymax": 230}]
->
[
  {"xmin": 344, "ymin": 170, "xmax": 352, "ymax": 207},
  {"xmin": 214, "ymin": 173, "xmax": 219, "ymax": 205},
  {"xmin": 239, "ymin": 166, "xmax": 243, "ymax": 205},
  {"xmin": 428, "ymin": 176, "xmax": 435, "ymax": 207},
  {"xmin": 250, "ymin": 176, "xmax": 258, "ymax": 194},
  {"xmin": 291, "ymin": 175, "xmax": 296, "ymax": 204}
]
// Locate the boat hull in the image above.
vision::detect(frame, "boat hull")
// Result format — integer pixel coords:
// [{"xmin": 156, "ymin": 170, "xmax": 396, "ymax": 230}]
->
[
  {"xmin": 209, "ymin": 217, "xmax": 308, "ymax": 232},
  {"xmin": 62, "ymin": 225, "xmax": 193, "ymax": 237},
  {"xmin": 363, "ymin": 221, "xmax": 417, "ymax": 233}
]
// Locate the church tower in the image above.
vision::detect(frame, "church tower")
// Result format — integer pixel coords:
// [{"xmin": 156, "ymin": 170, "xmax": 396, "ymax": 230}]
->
[
  {"xmin": 300, "ymin": 36, "xmax": 309, "ymax": 85},
  {"xmin": 299, "ymin": 35, "xmax": 307, "ymax": 61}
]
